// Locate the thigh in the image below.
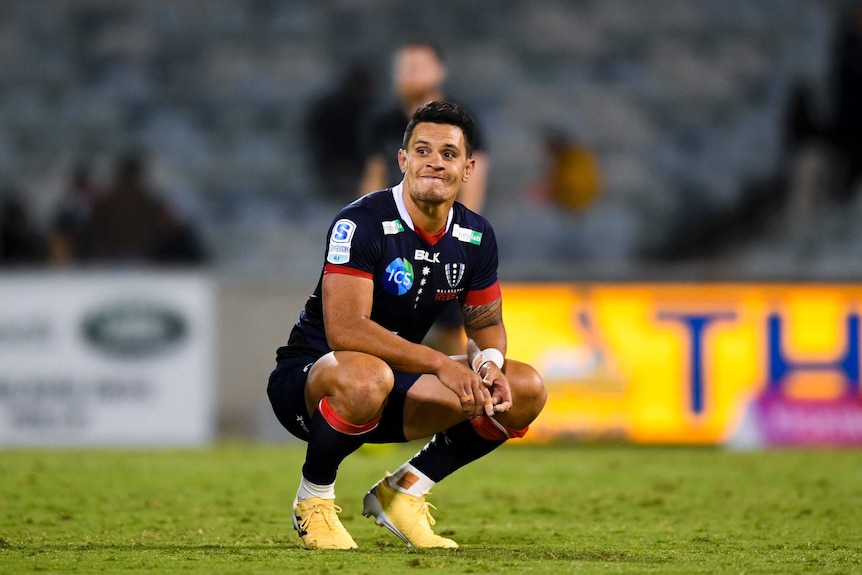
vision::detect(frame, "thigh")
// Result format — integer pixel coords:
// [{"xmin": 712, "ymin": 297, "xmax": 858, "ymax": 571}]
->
[
  {"xmin": 357, "ymin": 367, "xmax": 471, "ymax": 442},
  {"xmin": 304, "ymin": 350, "xmax": 395, "ymax": 420},
  {"xmin": 401, "ymin": 354, "xmax": 475, "ymax": 440},
  {"xmin": 269, "ymin": 353, "xmax": 414, "ymax": 444},
  {"xmin": 401, "ymin": 373, "xmax": 468, "ymax": 440}
]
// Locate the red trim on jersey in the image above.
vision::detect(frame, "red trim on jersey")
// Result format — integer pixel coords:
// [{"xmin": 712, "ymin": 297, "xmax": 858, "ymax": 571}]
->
[
  {"xmin": 323, "ymin": 263, "xmax": 373, "ymax": 280},
  {"xmin": 469, "ymin": 415, "xmax": 529, "ymax": 441},
  {"xmin": 318, "ymin": 397, "xmax": 380, "ymax": 435},
  {"xmin": 414, "ymin": 225, "xmax": 447, "ymax": 246},
  {"xmin": 464, "ymin": 282, "xmax": 501, "ymax": 306}
]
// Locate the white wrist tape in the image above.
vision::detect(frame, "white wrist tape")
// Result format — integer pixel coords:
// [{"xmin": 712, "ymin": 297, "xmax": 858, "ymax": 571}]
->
[{"xmin": 471, "ymin": 347, "xmax": 504, "ymax": 372}]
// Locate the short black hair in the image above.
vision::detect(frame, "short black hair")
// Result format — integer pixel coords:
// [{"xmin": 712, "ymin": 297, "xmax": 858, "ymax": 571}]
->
[{"xmin": 402, "ymin": 100, "xmax": 476, "ymax": 157}]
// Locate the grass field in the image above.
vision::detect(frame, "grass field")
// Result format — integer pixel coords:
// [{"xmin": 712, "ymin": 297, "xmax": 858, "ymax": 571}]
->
[{"xmin": 1, "ymin": 441, "xmax": 860, "ymax": 574}]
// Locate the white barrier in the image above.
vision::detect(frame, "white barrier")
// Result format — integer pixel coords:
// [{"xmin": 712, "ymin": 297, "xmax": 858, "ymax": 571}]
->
[{"xmin": 0, "ymin": 271, "xmax": 216, "ymax": 447}]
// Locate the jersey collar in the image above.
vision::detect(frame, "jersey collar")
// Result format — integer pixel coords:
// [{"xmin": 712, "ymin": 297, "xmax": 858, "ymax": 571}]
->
[{"xmin": 392, "ymin": 181, "xmax": 454, "ymax": 234}]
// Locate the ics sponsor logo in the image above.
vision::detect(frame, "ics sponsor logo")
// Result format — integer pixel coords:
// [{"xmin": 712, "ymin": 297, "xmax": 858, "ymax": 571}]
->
[{"xmin": 383, "ymin": 258, "xmax": 414, "ymax": 296}]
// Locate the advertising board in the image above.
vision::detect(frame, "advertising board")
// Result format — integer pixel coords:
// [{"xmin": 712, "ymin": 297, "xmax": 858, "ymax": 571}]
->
[
  {"xmin": 503, "ymin": 283, "xmax": 862, "ymax": 446},
  {"xmin": 0, "ymin": 272, "xmax": 216, "ymax": 446}
]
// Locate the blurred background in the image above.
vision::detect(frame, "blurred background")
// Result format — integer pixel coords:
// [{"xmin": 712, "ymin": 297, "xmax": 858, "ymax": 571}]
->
[{"xmin": 1, "ymin": 0, "xmax": 862, "ymax": 447}]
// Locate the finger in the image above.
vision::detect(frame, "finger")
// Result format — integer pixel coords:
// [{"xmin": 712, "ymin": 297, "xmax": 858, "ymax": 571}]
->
[
  {"xmin": 491, "ymin": 381, "xmax": 513, "ymax": 406},
  {"xmin": 462, "ymin": 395, "xmax": 481, "ymax": 417},
  {"xmin": 459, "ymin": 393, "xmax": 474, "ymax": 413},
  {"xmin": 471, "ymin": 380, "xmax": 488, "ymax": 417},
  {"xmin": 473, "ymin": 399, "xmax": 484, "ymax": 417},
  {"xmin": 483, "ymin": 398, "xmax": 495, "ymax": 416},
  {"xmin": 481, "ymin": 386, "xmax": 494, "ymax": 416},
  {"xmin": 493, "ymin": 400, "xmax": 512, "ymax": 413}
]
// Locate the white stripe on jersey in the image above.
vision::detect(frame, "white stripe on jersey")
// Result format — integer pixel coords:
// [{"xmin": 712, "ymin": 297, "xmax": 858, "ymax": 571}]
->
[{"xmin": 391, "ymin": 182, "xmax": 454, "ymax": 234}]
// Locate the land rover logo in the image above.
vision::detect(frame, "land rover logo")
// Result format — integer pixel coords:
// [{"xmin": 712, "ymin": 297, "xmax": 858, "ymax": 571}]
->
[{"xmin": 82, "ymin": 302, "xmax": 187, "ymax": 358}]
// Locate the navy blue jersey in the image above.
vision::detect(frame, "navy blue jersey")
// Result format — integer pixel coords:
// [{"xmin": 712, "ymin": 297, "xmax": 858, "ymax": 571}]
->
[{"xmin": 277, "ymin": 184, "xmax": 500, "ymax": 361}]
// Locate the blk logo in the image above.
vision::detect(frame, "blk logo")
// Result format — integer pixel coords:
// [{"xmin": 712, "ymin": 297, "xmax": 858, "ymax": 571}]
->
[{"xmin": 414, "ymin": 249, "xmax": 440, "ymax": 263}]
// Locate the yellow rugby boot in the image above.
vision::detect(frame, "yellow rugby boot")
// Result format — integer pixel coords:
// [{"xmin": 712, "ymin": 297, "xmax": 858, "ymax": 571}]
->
[
  {"xmin": 292, "ymin": 497, "xmax": 357, "ymax": 550},
  {"xmin": 361, "ymin": 474, "xmax": 458, "ymax": 548}
]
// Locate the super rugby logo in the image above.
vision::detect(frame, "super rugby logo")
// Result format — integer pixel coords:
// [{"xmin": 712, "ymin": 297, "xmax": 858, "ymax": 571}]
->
[
  {"xmin": 327, "ymin": 219, "xmax": 356, "ymax": 264},
  {"xmin": 383, "ymin": 258, "xmax": 414, "ymax": 296}
]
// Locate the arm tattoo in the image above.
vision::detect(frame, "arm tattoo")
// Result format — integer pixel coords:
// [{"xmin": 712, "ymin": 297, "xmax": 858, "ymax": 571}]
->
[{"xmin": 462, "ymin": 299, "xmax": 503, "ymax": 331}]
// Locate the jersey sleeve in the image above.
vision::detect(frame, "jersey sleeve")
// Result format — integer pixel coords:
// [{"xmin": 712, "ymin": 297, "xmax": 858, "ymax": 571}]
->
[
  {"xmin": 463, "ymin": 218, "xmax": 500, "ymax": 306},
  {"xmin": 322, "ymin": 204, "xmax": 382, "ymax": 278}
]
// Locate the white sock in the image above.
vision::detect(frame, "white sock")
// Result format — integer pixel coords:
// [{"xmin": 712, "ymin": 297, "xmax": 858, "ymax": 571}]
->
[
  {"xmin": 296, "ymin": 476, "xmax": 336, "ymax": 501},
  {"xmin": 388, "ymin": 463, "xmax": 436, "ymax": 497}
]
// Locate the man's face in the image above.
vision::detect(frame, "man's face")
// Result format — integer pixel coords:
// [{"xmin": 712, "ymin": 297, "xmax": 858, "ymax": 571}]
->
[
  {"xmin": 393, "ymin": 45, "xmax": 446, "ymax": 101},
  {"xmin": 399, "ymin": 122, "xmax": 474, "ymax": 206}
]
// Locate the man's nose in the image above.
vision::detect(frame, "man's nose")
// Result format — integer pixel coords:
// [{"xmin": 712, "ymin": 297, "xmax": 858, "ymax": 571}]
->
[{"xmin": 426, "ymin": 153, "xmax": 444, "ymax": 168}]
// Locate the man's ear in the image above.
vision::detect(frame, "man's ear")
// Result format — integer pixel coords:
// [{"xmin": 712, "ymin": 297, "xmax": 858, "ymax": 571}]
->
[
  {"xmin": 397, "ymin": 148, "xmax": 408, "ymax": 173},
  {"xmin": 462, "ymin": 157, "xmax": 476, "ymax": 182}
]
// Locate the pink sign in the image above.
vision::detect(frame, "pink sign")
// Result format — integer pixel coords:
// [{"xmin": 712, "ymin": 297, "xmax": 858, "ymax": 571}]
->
[{"xmin": 753, "ymin": 393, "xmax": 862, "ymax": 446}]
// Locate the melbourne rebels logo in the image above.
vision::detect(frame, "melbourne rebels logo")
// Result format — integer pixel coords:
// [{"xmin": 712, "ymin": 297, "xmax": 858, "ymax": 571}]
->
[
  {"xmin": 383, "ymin": 258, "xmax": 414, "ymax": 295},
  {"xmin": 444, "ymin": 262, "xmax": 465, "ymax": 289}
]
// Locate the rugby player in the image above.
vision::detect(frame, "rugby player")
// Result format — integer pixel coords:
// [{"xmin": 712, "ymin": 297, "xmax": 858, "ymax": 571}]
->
[{"xmin": 268, "ymin": 101, "xmax": 547, "ymax": 549}]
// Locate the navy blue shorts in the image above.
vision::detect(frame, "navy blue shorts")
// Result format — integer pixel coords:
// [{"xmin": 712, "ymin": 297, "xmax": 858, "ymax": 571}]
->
[{"xmin": 266, "ymin": 355, "xmax": 422, "ymax": 444}]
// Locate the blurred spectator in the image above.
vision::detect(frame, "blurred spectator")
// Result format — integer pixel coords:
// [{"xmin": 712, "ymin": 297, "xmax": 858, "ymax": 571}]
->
[
  {"xmin": 85, "ymin": 152, "xmax": 207, "ymax": 266},
  {"xmin": 152, "ymin": 201, "xmax": 208, "ymax": 265},
  {"xmin": 358, "ymin": 40, "xmax": 490, "ymax": 355},
  {"xmin": 358, "ymin": 40, "xmax": 489, "ymax": 212},
  {"xmin": 306, "ymin": 62, "xmax": 377, "ymax": 204},
  {"xmin": 48, "ymin": 162, "xmax": 98, "ymax": 265},
  {"xmin": 829, "ymin": 3, "xmax": 862, "ymax": 201},
  {"xmin": 0, "ymin": 190, "xmax": 47, "ymax": 266},
  {"xmin": 780, "ymin": 81, "xmax": 832, "ymax": 229},
  {"xmin": 784, "ymin": 82, "xmax": 824, "ymax": 153},
  {"xmin": 529, "ymin": 131, "xmax": 602, "ymax": 213}
]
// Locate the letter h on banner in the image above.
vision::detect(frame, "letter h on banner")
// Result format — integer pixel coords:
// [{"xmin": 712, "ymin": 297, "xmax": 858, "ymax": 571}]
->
[{"xmin": 768, "ymin": 313, "xmax": 860, "ymax": 396}]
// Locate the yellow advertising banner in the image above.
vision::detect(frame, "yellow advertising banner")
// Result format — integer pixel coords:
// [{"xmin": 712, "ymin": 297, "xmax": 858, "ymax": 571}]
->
[{"xmin": 502, "ymin": 283, "xmax": 862, "ymax": 446}]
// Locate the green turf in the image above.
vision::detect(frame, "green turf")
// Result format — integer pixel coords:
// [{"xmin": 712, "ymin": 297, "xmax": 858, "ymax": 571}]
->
[{"xmin": 1, "ymin": 442, "xmax": 860, "ymax": 574}]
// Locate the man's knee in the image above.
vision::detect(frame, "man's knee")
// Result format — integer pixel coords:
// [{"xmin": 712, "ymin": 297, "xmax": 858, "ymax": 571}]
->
[
  {"xmin": 312, "ymin": 352, "xmax": 395, "ymax": 422},
  {"xmin": 506, "ymin": 362, "xmax": 547, "ymax": 424},
  {"xmin": 470, "ymin": 363, "xmax": 545, "ymax": 440}
]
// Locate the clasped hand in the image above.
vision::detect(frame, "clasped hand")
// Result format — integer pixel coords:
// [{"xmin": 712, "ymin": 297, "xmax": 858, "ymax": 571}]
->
[{"xmin": 439, "ymin": 358, "xmax": 513, "ymax": 418}]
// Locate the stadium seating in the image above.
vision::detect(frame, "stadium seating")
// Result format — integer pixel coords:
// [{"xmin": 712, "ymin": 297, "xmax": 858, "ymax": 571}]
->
[{"xmin": 0, "ymin": 0, "xmax": 852, "ymax": 280}]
